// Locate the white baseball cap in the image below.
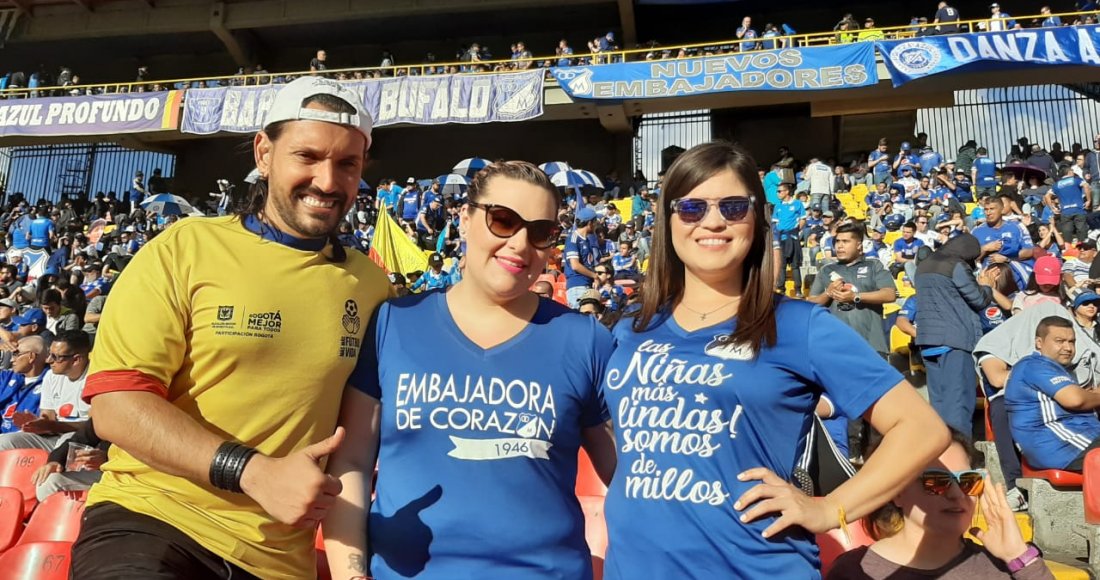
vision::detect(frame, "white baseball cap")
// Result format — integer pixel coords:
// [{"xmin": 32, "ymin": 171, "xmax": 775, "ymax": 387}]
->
[{"xmin": 264, "ymin": 76, "xmax": 373, "ymax": 149}]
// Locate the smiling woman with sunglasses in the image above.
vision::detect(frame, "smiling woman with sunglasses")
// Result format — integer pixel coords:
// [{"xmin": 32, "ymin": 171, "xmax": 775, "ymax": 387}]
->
[
  {"xmin": 828, "ymin": 429, "xmax": 1053, "ymax": 579},
  {"xmin": 600, "ymin": 141, "xmax": 949, "ymax": 579},
  {"xmin": 326, "ymin": 160, "xmax": 617, "ymax": 580}
]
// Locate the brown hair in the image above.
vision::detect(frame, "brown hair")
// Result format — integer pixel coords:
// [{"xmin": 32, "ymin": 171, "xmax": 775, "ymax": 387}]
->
[
  {"xmin": 632, "ymin": 141, "xmax": 777, "ymax": 354},
  {"xmin": 238, "ymin": 93, "xmax": 360, "ymax": 263},
  {"xmin": 861, "ymin": 427, "xmax": 982, "ymax": 541},
  {"xmin": 467, "ymin": 160, "xmax": 560, "ymax": 205}
]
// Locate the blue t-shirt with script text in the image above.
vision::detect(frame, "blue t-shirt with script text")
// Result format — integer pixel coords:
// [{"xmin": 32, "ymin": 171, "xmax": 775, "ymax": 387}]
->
[
  {"xmin": 601, "ymin": 299, "xmax": 901, "ymax": 579},
  {"xmin": 350, "ymin": 291, "xmax": 612, "ymax": 579}
]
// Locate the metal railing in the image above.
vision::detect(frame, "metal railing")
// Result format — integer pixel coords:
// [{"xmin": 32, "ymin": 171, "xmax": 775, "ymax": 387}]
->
[{"xmin": 0, "ymin": 9, "xmax": 1094, "ymax": 99}]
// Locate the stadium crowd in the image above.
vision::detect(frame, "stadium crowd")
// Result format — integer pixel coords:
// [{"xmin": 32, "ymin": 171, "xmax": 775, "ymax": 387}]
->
[{"xmin": 2, "ymin": 2, "xmax": 1099, "ymax": 96}]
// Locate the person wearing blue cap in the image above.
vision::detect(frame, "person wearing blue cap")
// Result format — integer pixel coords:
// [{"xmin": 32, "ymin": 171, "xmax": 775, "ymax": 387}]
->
[
  {"xmin": 416, "ymin": 194, "xmax": 446, "ymax": 250},
  {"xmin": 564, "ymin": 205, "xmax": 601, "ymax": 308},
  {"xmin": 893, "ymin": 142, "xmax": 921, "ymax": 179}
]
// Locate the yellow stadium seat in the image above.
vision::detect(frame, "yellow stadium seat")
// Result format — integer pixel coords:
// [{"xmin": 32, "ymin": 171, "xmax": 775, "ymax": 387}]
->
[
  {"xmin": 884, "ymin": 231, "xmax": 902, "ymax": 247},
  {"xmin": 964, "ymin": 202, "xmax": 977, "ymax": 215},
  {"xmin": 640, "ymin": 258, "xmax": 649, "ymax": 273},
  {"xmin": 889, "ymin": 325, "xmax": 910, "ymax": 355},
  {"xmin": 883, "ymin": 303, "xmax": 900, "ymax": 316}
]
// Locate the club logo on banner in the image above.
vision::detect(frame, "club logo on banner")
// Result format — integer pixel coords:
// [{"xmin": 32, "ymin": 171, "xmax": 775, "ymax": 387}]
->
[
  {"xmin": 877, "ymin": 24, "xmax": 1100, "ymax": 87},
  {"xmin": 550, "ymin": 43, "xmax": 878, "ymax": 100},
  {"xmin": 0, "ymin": 91, "xmax": 182, "ymax": 138},
  {"xmin": 181, "ymin": 71, "xmax": 544, "ymax": 134}
]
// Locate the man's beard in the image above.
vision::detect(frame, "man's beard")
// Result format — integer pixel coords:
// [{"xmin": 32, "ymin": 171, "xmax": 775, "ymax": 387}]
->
[{"xmin": 266, "ymin": 184, "xmax": 348, "ymax": 239}]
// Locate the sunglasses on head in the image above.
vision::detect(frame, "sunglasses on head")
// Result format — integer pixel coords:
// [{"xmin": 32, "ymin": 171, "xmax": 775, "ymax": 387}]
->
[
  {"xmin": 669, "ymin": 196, "xmax": 755, "ymax": 224},
  {"xmin": 919, "ymin": 469, "xmax": 985, "ymax": 496},
  {"xmin": 467, "ymin": 201, "xmax": 562, "ymax": 249}
]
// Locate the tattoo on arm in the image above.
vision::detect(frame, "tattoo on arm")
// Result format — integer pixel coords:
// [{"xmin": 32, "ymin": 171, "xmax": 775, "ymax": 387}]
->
[{"xmin": 349, "ymin": 554, "xmax": 366, "ymax": 574}]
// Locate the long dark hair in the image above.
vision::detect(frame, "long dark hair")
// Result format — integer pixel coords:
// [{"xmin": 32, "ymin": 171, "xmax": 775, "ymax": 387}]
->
[
  {"xmin": 237, "ymin": 93, "xmax": 360, "ymax": 263},
  {"xmin": 632, "ymin": 141, "xmax": 777, "ymax": 355}
]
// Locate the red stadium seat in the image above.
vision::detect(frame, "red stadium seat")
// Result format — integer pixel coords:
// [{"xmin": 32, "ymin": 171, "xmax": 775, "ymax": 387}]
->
[
  {"xmin": 0, "ymin": 486, "xmax": 24, "ymax": 553},
  {"xmin": 1083, "ymin": 449, "xmax": 1100, "ymax": 524},
  {"xmin": 578, "ymin": 495, "xmax": 607, "ymax": 580},
  {"xmin": 0, "ymin": 541, "xmax": 72, "ymax": 580},
  {"xmin": 1020, "ymin": 456, "xmax": 1083, "ymax": 487},
  {"xmin": 576, "ymin": 449, "xmax": 607, "ymax": 497},
  {"xmin": 983, "ymin": 399, "xmax": 994, "ymax": 442},
  {"xmin": 0, "ymin": 450, "xmax": 48, "ymax": 516},
  {"xmin": 552, "ymin": 276, "xmax": 567, "ymax": 306},
  {"xmin": 17, "ymin": 493, "xmax": 85, "ymax": 545}
]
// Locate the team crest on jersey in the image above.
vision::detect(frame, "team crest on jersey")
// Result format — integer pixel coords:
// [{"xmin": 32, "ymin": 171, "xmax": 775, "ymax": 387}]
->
[
  {"xmin": 704, "ymin": 334, "xmax": 754, "ymax": 361},
  {"xmin": 342, "ymin": 299, "xmax": 361, "ymax": 335},
  {"xmin": 217, "ymin": 306, "xmax": 235, "ymax": 321},
  {"xmin": 338, "ymin": 299, "xmax": 362, "ymax": 359}
]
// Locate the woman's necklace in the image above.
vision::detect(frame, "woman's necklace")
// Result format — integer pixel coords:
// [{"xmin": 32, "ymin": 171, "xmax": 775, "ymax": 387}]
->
[{"xmin": 680, "ymin": 299, "xmax": 738, "ymax": 321}]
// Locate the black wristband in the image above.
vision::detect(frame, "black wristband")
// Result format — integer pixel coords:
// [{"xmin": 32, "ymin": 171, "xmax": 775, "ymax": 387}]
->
[{"xmin": 209, "ymin": 442, "xmax": 258, "ymax": 493}]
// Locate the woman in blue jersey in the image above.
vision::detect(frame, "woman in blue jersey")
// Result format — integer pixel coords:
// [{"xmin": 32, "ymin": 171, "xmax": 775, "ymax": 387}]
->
[
  {"xmin": 601, "ymin": 141, "xmax": 950, "ymax": 579},
  {"xmin": 323, "ymin": 161, "xmax": 616, "ymax": 580}
]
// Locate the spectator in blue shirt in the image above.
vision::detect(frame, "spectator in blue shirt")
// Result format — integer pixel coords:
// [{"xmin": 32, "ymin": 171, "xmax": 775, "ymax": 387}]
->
[
  {"xmin": 772, "ymin": 182, "xmax": 806, "ymax": 296},
  {"xmin": 918, "ymin": 146, "xmax": 944, "ymax": 177},
  {"xmin": 0, "ymin": 335, "xmax": 48, "ymax": 434},
  {"xmin": 891, "ymin": 221, "xmax": 925, "ymax": 280},
  {"xmin": 987, "ymin": 3, "xmax": 1020, "ymax": 30},
  {"xmin": 869, "ymin": 138, "xmax": 893, "ymax": 186},
  {"xmin": 556, "ymin": 39, "xmax": 574, "ymax": 67},
  {"xmin": 1040, "ymin": 5, "xmax": 1062, "ymax": 27},
  {"xmin": 760, "ymin": 23, "xmax": 782, "ymax": 50},
  {"xmin": 410, "ymin": 252, "xmax": 455, "ymax": 292},
  {"xmin": 564, "ymin": 206, "xmax": 601, "ymax": 308},
  {"xmin": 1046, "ymin": 165, "xmax": 1092, "ymax": 244},
  {"xmin": 893, "ymin": 142, "xmax": 921, "ymax": 178},
  {"xmin": 971, "ymin": 147, "xmax": 998, "ymax": 198},
  {"xmin": 399, "ymin": 184, "xmax": 422, "ymax": 223},
  {"xmin": 1006, "ymin": 316, "xmax": 1100, "ymax": 471},
  {"xmin": 416, "ymin": 195, "xmax": 446, "ymax": 250},
  {"xmin": 611, "ymin": 241, "xmax": 638, "ymax": 281},
  {"xmin": 736, "ymin": 16, "xmax": 758, "ymax": 51},
  {"xmin": 26, "ymin": 208, "xmax": 55, "ymax": 250}
]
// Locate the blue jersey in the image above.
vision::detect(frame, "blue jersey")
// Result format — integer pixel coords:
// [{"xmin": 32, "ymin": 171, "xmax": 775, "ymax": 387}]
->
[
  {"xmin": 563, "ymin": 229, "xmax": 600, "ymax": 290},
  {"xmin": 10, "ymin": 215, "xmax": 30, "ymax": 250},
  {"xmin": 980, "ymin": 303, "xmax": 1010, "ymax": 334},
  {"xmin": 919, "ymin": 151, "xmax": 944, "ymax": 176},
  {"xmin": 416, "ymin": 204, "xmax": 445, "ymax": 233},
  {"xmin": 27, "ymin": 218, "xmax": 53, "ymax": 247},
  {"xmin": 772, "ymin": 199, "xmax": 806, "ymax": 232},
  {"xmin": 400, "ymin": 190, "xmax": 422, "ymax": 221},
  {"xmin": 410, "ymin": 268, "xmax": 453, "ymax": 292},
  {"xmin": 894, "ymin": 153, "xmax": 921, "ymax": 177},
  {"xmin": 1006, "ymin": 352, "xmax": 1100, "ymax": 470},
  {"xmin": 0, "ymin": 370, "xmax": 45, "ymax": 434},
  {"xmin": 971, "ymin": 221, "xmax": 1033, "ymax": 263},
  {"xmin": 899, "ymin": 296, "xmax": 917, "ymax": 321},
  {"xmin": 1053, "ymin": 175, "xmax": 1087, "ymax": 216},
  {"xmin": 350, "ymin": 292, "xmax": 612, "ymax": 579},
  {"xmin": 601, "ymin": 300, "xmax": 901, "ymax": 579},
  {"xmin": 974, "ymin": 157, "xmax": 997, "ymax": 187},
  {"xmin": 869, "ymin": 151, "xmax": 891, "ymax": 178},
  {"xmin": 893, "ymin": 237, "xmax": 924, "ymax": 260},
  {"xmin": 611, "ymin": 254, "xmax": 636, "ymax": 275}
]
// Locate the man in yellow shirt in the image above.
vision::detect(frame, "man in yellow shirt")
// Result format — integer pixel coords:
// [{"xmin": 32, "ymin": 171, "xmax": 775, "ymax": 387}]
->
[{"xmin": 71, "ymin": 77, "xmax": 391, "ymax": 579}]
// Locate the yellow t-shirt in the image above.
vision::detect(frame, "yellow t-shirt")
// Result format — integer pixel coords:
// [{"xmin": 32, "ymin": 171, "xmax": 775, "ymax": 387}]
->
[{"xmin": 85, "ymin": 215, "xmax": 390, "ymax": 579}]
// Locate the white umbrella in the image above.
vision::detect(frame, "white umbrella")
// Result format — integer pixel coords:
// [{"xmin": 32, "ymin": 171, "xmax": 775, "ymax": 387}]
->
[{"xmin": 140, "ymin": 193, "xmax": 205, "ymax": 217}]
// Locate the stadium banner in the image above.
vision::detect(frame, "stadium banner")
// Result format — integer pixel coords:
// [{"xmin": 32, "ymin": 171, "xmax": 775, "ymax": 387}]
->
[
  {"xmin": 181, "ymin": 71, "xmax": 544, "ymax": 134},
  {"xmin": 549, "ymin": 43, "xmax": 877, "ymax": 100},
  {"xmin": 877, "ymin": 25, "xmax": 1100, "ymax": 87},
  {"xmin": 0, "ymin": 90, "xmax": 182, "ymax": 137}
]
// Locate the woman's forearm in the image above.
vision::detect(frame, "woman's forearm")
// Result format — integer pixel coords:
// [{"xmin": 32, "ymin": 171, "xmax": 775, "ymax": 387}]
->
[{"xmin": 826, "ymin": 384, "xmax": 949, "ymax": 522}]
